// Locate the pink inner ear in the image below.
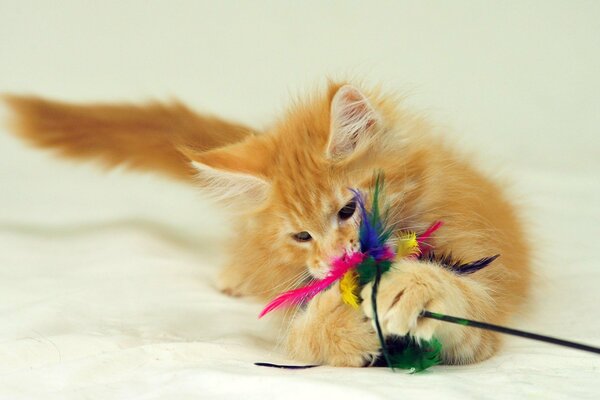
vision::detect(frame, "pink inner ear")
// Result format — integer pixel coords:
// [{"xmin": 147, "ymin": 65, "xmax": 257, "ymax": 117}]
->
[
  {"xmin": 338, "ymin": 89, "xmax": 372, "ymax": 124},
  {"xmin": 328, "ymin": 85, "xmax": 378, "ymax": 159}
]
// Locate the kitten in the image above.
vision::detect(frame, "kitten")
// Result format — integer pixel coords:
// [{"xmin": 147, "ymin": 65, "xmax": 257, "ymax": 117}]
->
[{"xmin": 3, "ymin": 82, "xmax": 531, "ymax": 367}]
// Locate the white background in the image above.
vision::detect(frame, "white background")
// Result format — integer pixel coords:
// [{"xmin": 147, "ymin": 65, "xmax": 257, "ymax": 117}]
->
[{"xmin": 0, "ymin": 1, "xmax": 599, "ymax": 399}]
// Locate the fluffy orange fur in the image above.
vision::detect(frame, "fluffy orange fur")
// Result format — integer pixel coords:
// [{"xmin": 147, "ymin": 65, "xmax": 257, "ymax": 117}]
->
[
  {"xmin": 3, "ymin": 81, "xmax": 531, "ymax": 367},
  {"xmin": 3, "ymin": 95, "xmax": 255, "ymax": 180}
]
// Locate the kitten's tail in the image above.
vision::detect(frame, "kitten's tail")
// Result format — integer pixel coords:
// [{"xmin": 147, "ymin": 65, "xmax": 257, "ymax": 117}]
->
[{"xmin": 2, "ymin": 95, "xmax": 256, "ymax": 182}]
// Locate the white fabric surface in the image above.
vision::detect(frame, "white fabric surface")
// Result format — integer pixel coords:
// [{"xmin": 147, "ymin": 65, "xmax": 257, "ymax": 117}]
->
[{"xmin": 1, "ymin": 2, "xmax": 599, "ymax": 399}]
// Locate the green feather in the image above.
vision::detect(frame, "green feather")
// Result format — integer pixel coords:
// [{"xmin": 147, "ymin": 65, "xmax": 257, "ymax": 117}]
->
[
  {"xmin": 357, "ymin": 256, "xmax": 377, "ymax": 285},
  {"xmin": 387, "ymin": 337, "xmax": 442, "ymax": 373}
]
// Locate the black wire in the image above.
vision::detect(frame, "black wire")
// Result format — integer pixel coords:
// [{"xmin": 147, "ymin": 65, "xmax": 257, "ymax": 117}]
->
[
  {"xmin": 372, "ymin": 262, "xmax": 394, "ymax": 369},
  {"xmin": 254, "ymin": 362, "xmax": 319, "ymax": 369},
  {"xmin": 421, "ymin": 311, "xmax": 600, "ymax": 355}
]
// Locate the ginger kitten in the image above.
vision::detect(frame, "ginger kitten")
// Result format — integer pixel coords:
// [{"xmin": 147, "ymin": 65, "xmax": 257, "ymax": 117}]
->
[{"xmin": 4, "ymin": 82, "xmax": 531, "ymax": 367}]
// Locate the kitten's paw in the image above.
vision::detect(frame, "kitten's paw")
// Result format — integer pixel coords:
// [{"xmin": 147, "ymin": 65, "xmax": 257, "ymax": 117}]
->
[
  {"xmin": 217, "ymin": 266, "xmax": 248, "ymax": 297},
  {"xmin": 361, "ymin": 260, "xmax": 468, "ymax": 343},
  {"xmin": 286, "ymin": 288, "xmax": 380, "ymax": 367}
]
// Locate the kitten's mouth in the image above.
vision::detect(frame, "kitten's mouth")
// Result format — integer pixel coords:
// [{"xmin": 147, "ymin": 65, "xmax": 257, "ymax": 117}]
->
[
  {"xmin": 308, "ymin": 266, "xmax": 329, "ymax": 280},
  {"xmin": 309, "ymin": 244, "xmax": 361, "ymax": 280}
]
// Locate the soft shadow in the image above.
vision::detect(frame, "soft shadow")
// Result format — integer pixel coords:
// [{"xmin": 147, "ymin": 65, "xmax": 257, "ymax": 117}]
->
[{"xmin": 0, "ymin": 218, "xmax": 223, "ymax": 254}]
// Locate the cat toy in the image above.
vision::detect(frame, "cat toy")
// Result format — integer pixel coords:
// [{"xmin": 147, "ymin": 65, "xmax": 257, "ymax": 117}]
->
[{"xmin": 257, "ymin": 176, "xmax": 600, "ymax": 372}]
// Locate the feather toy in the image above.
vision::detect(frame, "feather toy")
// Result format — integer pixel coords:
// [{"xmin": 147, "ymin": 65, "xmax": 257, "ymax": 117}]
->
[{"xmin": 259, "ymin": 175, "xmax": 450, "ymax": 372}]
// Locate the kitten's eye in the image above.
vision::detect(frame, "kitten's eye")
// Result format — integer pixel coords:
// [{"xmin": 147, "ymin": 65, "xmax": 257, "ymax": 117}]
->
[
  {"xmin": 338, "ymin": 200, "xmax": 357, "ymax": 220},
  {"xmin": 292, "ymin": 231, "xmax": 312, "ymax": 242},
  {"xmin": 338, "ymin": 200, "xmax": 356, "ymax": 220}
]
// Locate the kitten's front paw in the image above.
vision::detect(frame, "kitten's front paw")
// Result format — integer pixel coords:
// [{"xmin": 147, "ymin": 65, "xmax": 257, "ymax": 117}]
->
[
  {"xmin": 286, "ymin": 288, "xmax": 380, "ymax": 367},
  {"xmin": 361, "ymin": 260, "xmax": 468, "ymax": 343},
  {"xmin": 217, "ymin": 265, "xmax": 249, "ymax": 297}
]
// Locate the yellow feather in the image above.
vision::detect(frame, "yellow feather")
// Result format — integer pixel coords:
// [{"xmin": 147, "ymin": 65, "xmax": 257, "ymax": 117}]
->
[
  {"xmin": 396, "ymin": 231, "xmax": 420, "ymax": 259},
  {"xmin": 339, "ymin": 271, "xmax": 360, "ymax": 309}
]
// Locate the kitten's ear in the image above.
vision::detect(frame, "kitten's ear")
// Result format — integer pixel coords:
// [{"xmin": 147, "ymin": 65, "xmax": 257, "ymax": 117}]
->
[
  {"xmin": 180, "ymin": 139, "xmax": 270, "ymax": 209},
  {"xmin": 327, "ymin": 85, "xmax": 380, "ymax": 160}
]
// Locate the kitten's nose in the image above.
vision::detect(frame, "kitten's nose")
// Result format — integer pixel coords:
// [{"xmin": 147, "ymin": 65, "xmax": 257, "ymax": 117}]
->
[{"xmin": 345, "ymin": 240, "xmax": 360, "ymax": 253}]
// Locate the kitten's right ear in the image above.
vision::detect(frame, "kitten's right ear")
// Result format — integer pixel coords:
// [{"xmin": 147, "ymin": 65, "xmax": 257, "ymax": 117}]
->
[
  {"xmin": 327, "ymin": 85, "xmax": 381, "ymax": 160},
  {"xmin": 179, "ymin": 139, "xmax": 270, "ymax": 209}
]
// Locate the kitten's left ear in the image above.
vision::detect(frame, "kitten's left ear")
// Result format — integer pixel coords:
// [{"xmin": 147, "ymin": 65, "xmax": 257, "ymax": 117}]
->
[
  {"xmin": 179, "ymin": 138, "xmax": 271, "ymax": 209},
  {"xmin": 327, "ymin": 85, "xmax": 380, "ymax": 160}
]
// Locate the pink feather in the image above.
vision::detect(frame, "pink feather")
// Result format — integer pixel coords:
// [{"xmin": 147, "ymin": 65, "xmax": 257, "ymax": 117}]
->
[
  {"xmin": 258, "ymin": 252, "xmax": 365, "ymax": 318},
  {"xmin": 416, "ymin": 220, "xmax": 443, "ymax": 254}
]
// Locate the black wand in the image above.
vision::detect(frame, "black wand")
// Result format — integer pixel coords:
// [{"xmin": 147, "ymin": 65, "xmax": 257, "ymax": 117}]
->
[{"xmin": 421, "ymin": 310, "xmax": 600, "ymax": 355}]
